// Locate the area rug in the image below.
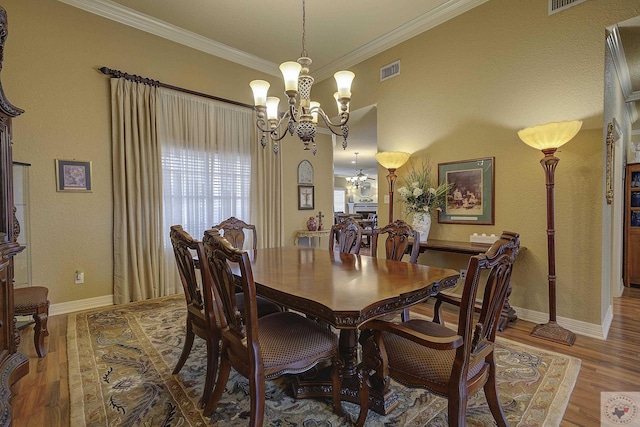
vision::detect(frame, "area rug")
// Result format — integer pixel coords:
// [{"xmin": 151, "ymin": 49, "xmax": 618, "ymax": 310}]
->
[{"xmin": 67, "ymin": 295, "xmax": 581, "ymax": 426}]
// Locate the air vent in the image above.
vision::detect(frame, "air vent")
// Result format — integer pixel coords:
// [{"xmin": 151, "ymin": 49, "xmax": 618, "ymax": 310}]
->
[
  {"xmin": 380, "ymin": 60, "xmax": 400, "ymax": 82},
  {"xmin": 548, "ymin": 0, "xmax": 587, "ymax": 15}
]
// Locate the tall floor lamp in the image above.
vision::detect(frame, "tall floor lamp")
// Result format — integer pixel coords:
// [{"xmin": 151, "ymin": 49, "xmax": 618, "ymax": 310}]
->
[
  {"xmin": 375, "ymin": 151, "xmax": 410, "ymax": 222},
  {"xmin": 517, "ymin": 120, "xmax": 582, "ymax": 346}
]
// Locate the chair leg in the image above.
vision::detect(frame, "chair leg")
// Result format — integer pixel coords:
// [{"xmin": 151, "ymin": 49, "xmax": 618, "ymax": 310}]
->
[
  {"xmin": 199, "ymin": 335, "xmax": 219, "ymax": 409},
  {"xmin": 33, "ymin": 310, "xmax": 48, "ymax": 358},
  {"xmin": 249, "ymin": 371, "xmax": 266, "ymax": 427},
  {"xmin": 355, "ymin": 366, "xmax": 370, "ymax": 427},
  {"xmin": 203, "ymin": 354, "xmax": 231, "ymax": 417},
  {"xmin": 331, "ymin": 356, "xmax": 343, "ymax": 416},
  {"xmin": 173, "ymin": 321, "xmax": 195, "ymax": 375},
  {"xmin": 484, "ymin": 359, "xmax": 508, "ymax": 427},
  {"xmin": 448, "ymin": 387, "xmax": 468, "ymax": 427}
]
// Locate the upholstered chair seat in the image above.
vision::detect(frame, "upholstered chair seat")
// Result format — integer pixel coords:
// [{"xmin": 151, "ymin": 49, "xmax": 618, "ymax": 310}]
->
[{"xmin": 14, "ymin": 286, "xmax": 50, "ymax": 358}]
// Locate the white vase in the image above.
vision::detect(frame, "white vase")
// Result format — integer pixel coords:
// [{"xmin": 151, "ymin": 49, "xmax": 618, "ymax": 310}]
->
[{"xmin": 412, "ymin": 214, "xmax": 431, "ymax": 242}]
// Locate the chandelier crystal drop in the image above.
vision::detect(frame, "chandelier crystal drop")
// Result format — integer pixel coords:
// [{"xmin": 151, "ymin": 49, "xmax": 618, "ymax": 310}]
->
[{"xmin": 249, "ymin": 0, "xmax": 354, "ymax": 155}]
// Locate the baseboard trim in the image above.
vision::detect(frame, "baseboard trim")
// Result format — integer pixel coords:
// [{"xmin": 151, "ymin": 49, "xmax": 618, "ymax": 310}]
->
[
  {"xmin": 513, "ymin": 306, "xmax": 607, "ymax": 340},
  {"xmin": 50, "ymin": 295, "xmax": 114, "ymax": 316}
]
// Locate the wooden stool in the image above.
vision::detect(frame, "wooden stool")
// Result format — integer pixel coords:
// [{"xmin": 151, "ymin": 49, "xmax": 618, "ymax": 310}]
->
[{"xmin": 14, "ymin": 286, "xmax": 50, "ymax": 358}]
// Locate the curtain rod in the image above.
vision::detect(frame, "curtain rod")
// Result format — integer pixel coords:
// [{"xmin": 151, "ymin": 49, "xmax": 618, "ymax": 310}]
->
[{"xmin": 99, "ymin": 67, "xmax": 254, "ymax": 110}]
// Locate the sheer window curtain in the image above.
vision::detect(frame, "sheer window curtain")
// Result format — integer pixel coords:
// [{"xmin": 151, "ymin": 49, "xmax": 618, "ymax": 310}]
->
[{"xmin": 158, "ymin": 89, "xmax": 254, "ymax": 284}]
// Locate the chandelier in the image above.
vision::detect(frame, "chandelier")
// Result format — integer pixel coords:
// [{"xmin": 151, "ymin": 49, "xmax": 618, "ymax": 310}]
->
[
  {"xmin": 249, "ymin": 0, "xmax": 354, "ymax": 155},
  {"xmin": 346, "ymin": 152, "xmax": 368, "ymax": 188}
]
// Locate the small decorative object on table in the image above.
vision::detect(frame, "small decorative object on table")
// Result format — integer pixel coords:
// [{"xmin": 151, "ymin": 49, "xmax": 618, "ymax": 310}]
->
[
  {"xmin": 397, "ymin": 159, "xmax": 450, "ymax": 242},
  {"xmin": 316, "ymin": 211, "xmax": 324, "ymax": 230},
  {"xmin": 306, "ymin": 216, "xmax": 317, "ymax": 231}
]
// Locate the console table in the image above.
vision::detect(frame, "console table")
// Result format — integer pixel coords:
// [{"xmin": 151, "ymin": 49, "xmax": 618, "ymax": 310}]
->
[
  {"xmin": 412, "ymin": 238, "xmax": 526, "ymax": 331},
  {"xmin": 295, "ymin": 229, "xmax": 331, "ymax": 247}
]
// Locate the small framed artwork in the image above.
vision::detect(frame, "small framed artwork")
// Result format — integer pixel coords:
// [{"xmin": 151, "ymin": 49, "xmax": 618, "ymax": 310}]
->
[
  {"xmin": 298, "ymin": 185, "xmax": 314, "ymax": 210},
  {"xmin": 438, "ymin": 157, "xmax": 494, "ymax": 225},
  {"xmin": 298, "ymin": 160, "xmax": 314, "ymax": 184},
  {"xmin": 55, "ymin": 159, "xmax": 93, "ymax": 192}
]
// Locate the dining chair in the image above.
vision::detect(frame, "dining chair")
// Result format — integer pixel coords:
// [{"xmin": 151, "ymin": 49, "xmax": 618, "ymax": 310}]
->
[
  {"xmin": 370, "ymin": 219, "xmax": 421, "ymax": 321},
  {"xmin": 201, "ymin": 229, "xmax": 343, "ymax": 424},
  {"xmin": 356, "ymin": 231, "xmax": 520, "ymax": 427},
  {"xmin": 329, "ymin": 217, "xmax": 363, "ymax": 254},
  {"xmin": 212, "ymin": 216, "xmax": 257, "ymax": 250},
  {"xmin": 169, "ymin": 225, "xmax": 280, "ymax": 409}
]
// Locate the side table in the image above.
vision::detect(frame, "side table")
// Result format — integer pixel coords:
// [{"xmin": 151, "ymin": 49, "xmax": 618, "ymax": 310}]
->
[{"xmin": 295, "ymin": 229, "xmax": 331, "ymax": 247}]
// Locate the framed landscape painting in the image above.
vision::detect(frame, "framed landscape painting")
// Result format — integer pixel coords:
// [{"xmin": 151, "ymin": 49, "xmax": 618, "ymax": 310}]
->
[{"xmin": 438, "ymin": 157, "xmax": 494, "ymax": 225}]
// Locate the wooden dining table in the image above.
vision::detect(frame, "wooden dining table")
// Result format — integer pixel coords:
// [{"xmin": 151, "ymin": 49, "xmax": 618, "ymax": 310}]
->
[{"xmin": 234, "ymin": 246, "xmax": 460, "ymax": 414}]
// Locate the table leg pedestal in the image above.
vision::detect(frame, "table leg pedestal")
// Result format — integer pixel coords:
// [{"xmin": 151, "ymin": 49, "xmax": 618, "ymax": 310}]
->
[{"xmin": 291, "ymin": 329, "xmax": 400, "ymax": 415}]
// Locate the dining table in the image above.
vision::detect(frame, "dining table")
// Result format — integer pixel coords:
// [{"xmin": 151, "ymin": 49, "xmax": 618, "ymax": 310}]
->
[{"xmin": 233, "ymin": 246, "xmax": 460, "ymax": 414}]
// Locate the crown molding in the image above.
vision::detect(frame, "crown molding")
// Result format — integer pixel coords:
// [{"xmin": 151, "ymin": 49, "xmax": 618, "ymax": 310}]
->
[
  {"xmin": 56, "ymin": 0, "xmax": 281, "ymax": 77},
  {"xmin": 313, "ymin": 0, "xmax": 489, "ymax": 80},
  {"xmin": 58, "ymin": 0, "xmax": 486, "ymax": 81},
  {"xmin": 607, "ymin": 25, "xmax": 639, "ymax": 123}
]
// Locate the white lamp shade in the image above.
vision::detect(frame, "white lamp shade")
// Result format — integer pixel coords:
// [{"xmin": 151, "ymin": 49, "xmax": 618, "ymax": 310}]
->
[
  {"xmin": 279, "ymin": 61, "xmax": 302, "ymax": 92},
  {"xmin": 376, "ymin": 151, "xmax": 411, "ymax": 169},
  {"xmin": 309, "ymin": 101, "xmax": 320, "ymax": 123},
  {"xmin": 249, "ymin": 80, "xmax": 270, "ymax": 107},
  {"xmin": 518, "ymin": 120, "xmax": 583, "ymax": 150},
  {"xmin": 334, "ymin": 71, "xmax": 355, "ymax": 98},
  {"xmin": 266, "ymin": 97, "xmax": 280, "ymax": 121}
]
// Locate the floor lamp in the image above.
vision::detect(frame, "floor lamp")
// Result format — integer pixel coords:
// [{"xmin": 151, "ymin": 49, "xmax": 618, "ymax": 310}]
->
[
  {"xmin": 518, "ymin": 120, "xmax": 582, "ymax": 346},
  {"xmin": 375, "ymin": 152, "xmax": 410, "ymax": 222}
]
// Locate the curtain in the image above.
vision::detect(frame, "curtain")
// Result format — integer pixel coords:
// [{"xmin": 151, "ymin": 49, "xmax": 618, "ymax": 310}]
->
[
  {"xmin": 158, "ymin": 89, "xmax": 253, "ymax": 282},
  {"xmin": 111, "ymin": 78, "xmax": 167, "ymax": 304},
  {"xmin": 251, "ymin": 128, "xmax": 284, "ymax": 248}
]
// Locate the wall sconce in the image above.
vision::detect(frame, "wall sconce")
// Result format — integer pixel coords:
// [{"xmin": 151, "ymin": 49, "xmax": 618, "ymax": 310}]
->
[
  {"xmin": 518, "ymin": 120, "xmax": 582, "ymax": 346},
  {"xmin": 375, "ymin": 151, "xmax": 410, "ymax": 222}
]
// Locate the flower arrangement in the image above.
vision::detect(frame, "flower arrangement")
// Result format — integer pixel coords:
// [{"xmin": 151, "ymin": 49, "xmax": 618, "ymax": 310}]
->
[{"xmin": 397, "ymin": 159, "xmax": 451, "ymax": 218}]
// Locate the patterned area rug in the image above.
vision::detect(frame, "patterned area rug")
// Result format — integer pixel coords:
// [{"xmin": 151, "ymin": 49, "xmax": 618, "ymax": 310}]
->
[{"xmin": 68, "ymin": 295, "xmax": 580, "ymax": 426}]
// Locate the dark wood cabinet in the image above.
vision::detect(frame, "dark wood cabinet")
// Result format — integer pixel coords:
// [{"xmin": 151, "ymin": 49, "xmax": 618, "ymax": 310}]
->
[
  {"xmin": 625, "ymin": 163, "xmax": 640, "ymax": 287},
  {"xmin": 0, "ymin": 7, "xmax": 28, "ymax": 426}
]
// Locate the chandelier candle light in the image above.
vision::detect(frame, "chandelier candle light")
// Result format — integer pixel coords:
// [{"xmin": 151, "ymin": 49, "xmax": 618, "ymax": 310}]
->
[
  {"xmin": 518, "ymin": 119, "xmax": 582, "ymax": 346},
  {"xmin": 249, "ymin": 0, "xmax": 354, "ymax": 155}
]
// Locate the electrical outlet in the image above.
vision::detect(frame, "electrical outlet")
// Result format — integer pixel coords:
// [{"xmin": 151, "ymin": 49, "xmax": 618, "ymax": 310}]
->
[
  {"xmin": 75, "ymin": 270, "xmax": 84, "ymax": 284},
  {"xmin": 384, "ymin": 195, "xmax": 390, "ymax": 204},
  {"xmin": 459, "ymin": 269, "xmax": 467, "ymax": 281}
]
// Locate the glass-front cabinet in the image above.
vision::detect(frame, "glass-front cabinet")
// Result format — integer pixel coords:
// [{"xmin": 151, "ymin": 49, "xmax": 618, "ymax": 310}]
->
[
  {"xmin": 12, "ymin": 162, "xmax": 31, "ymax": 288},
  {"xmin": 625, "ymin": 163, "xmax": 640, "ymax": 286}
]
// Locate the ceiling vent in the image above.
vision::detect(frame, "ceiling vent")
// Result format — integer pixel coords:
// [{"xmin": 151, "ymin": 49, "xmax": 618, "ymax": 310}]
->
[
  {"xmin": 380, "ymin": 60, "xmax": 400, "ymax": 82},
  {"xmin": 548, "ymin": 0, "xmax": 587, "ymax": 15}
]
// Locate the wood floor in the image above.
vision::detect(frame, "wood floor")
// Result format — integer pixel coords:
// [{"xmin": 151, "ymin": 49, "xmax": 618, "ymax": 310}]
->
[{"xmin": 9, "ymin": 287, "xmax": 640, "ymax": 426}]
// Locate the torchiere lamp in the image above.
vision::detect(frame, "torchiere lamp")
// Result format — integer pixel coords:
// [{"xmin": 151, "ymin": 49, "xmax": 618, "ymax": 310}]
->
[
  {"xmin": 518, "ymin": 120, "xmax": 582, "ymax": 346},
  {"xmin": 375, "ymin": 151, "xmax": 410, "ymax": 222}
]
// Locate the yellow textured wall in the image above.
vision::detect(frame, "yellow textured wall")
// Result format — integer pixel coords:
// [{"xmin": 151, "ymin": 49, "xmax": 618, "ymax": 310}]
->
[
  {"xmin": 1, "ymin": 0, "xmax": 281, "ymax": 305},
  {"xmin": 315, "ymin": 0, "xmax": 640, "ymax": 325}
]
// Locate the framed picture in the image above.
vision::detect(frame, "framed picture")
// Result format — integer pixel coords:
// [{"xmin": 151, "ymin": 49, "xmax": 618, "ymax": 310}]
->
[
  {"xmin": 438, "ymin": 157, "xmax": 494, "ymax": 225},
  {"xmin": 298, "ymin": 185, "xmax": 314, "ymax": 210},
  {"xmin": 298, "ymin": 160, "xmax": 314, "ymax": 184},
  {"xmin": 55, "ymin": 159, "xmax": 92, "ymax": 192}
]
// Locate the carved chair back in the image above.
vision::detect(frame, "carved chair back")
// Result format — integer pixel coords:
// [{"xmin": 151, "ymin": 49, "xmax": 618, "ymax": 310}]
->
[
  {"xmin": 329, "ymin": 218, "xmax": 363, "ymax": 254},
  {"xmin": 371, "ymin": 219, "xmax": 420, "ymax": 263},
  {"xmin": 212, "ymin": 216, "xmax": 257, "ymax": 250}
]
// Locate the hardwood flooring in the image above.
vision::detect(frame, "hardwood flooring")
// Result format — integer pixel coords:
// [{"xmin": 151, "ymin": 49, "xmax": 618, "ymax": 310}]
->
[{"xmin": 10, "ymin": 287, "xmax": 640, "ymax": 426}]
